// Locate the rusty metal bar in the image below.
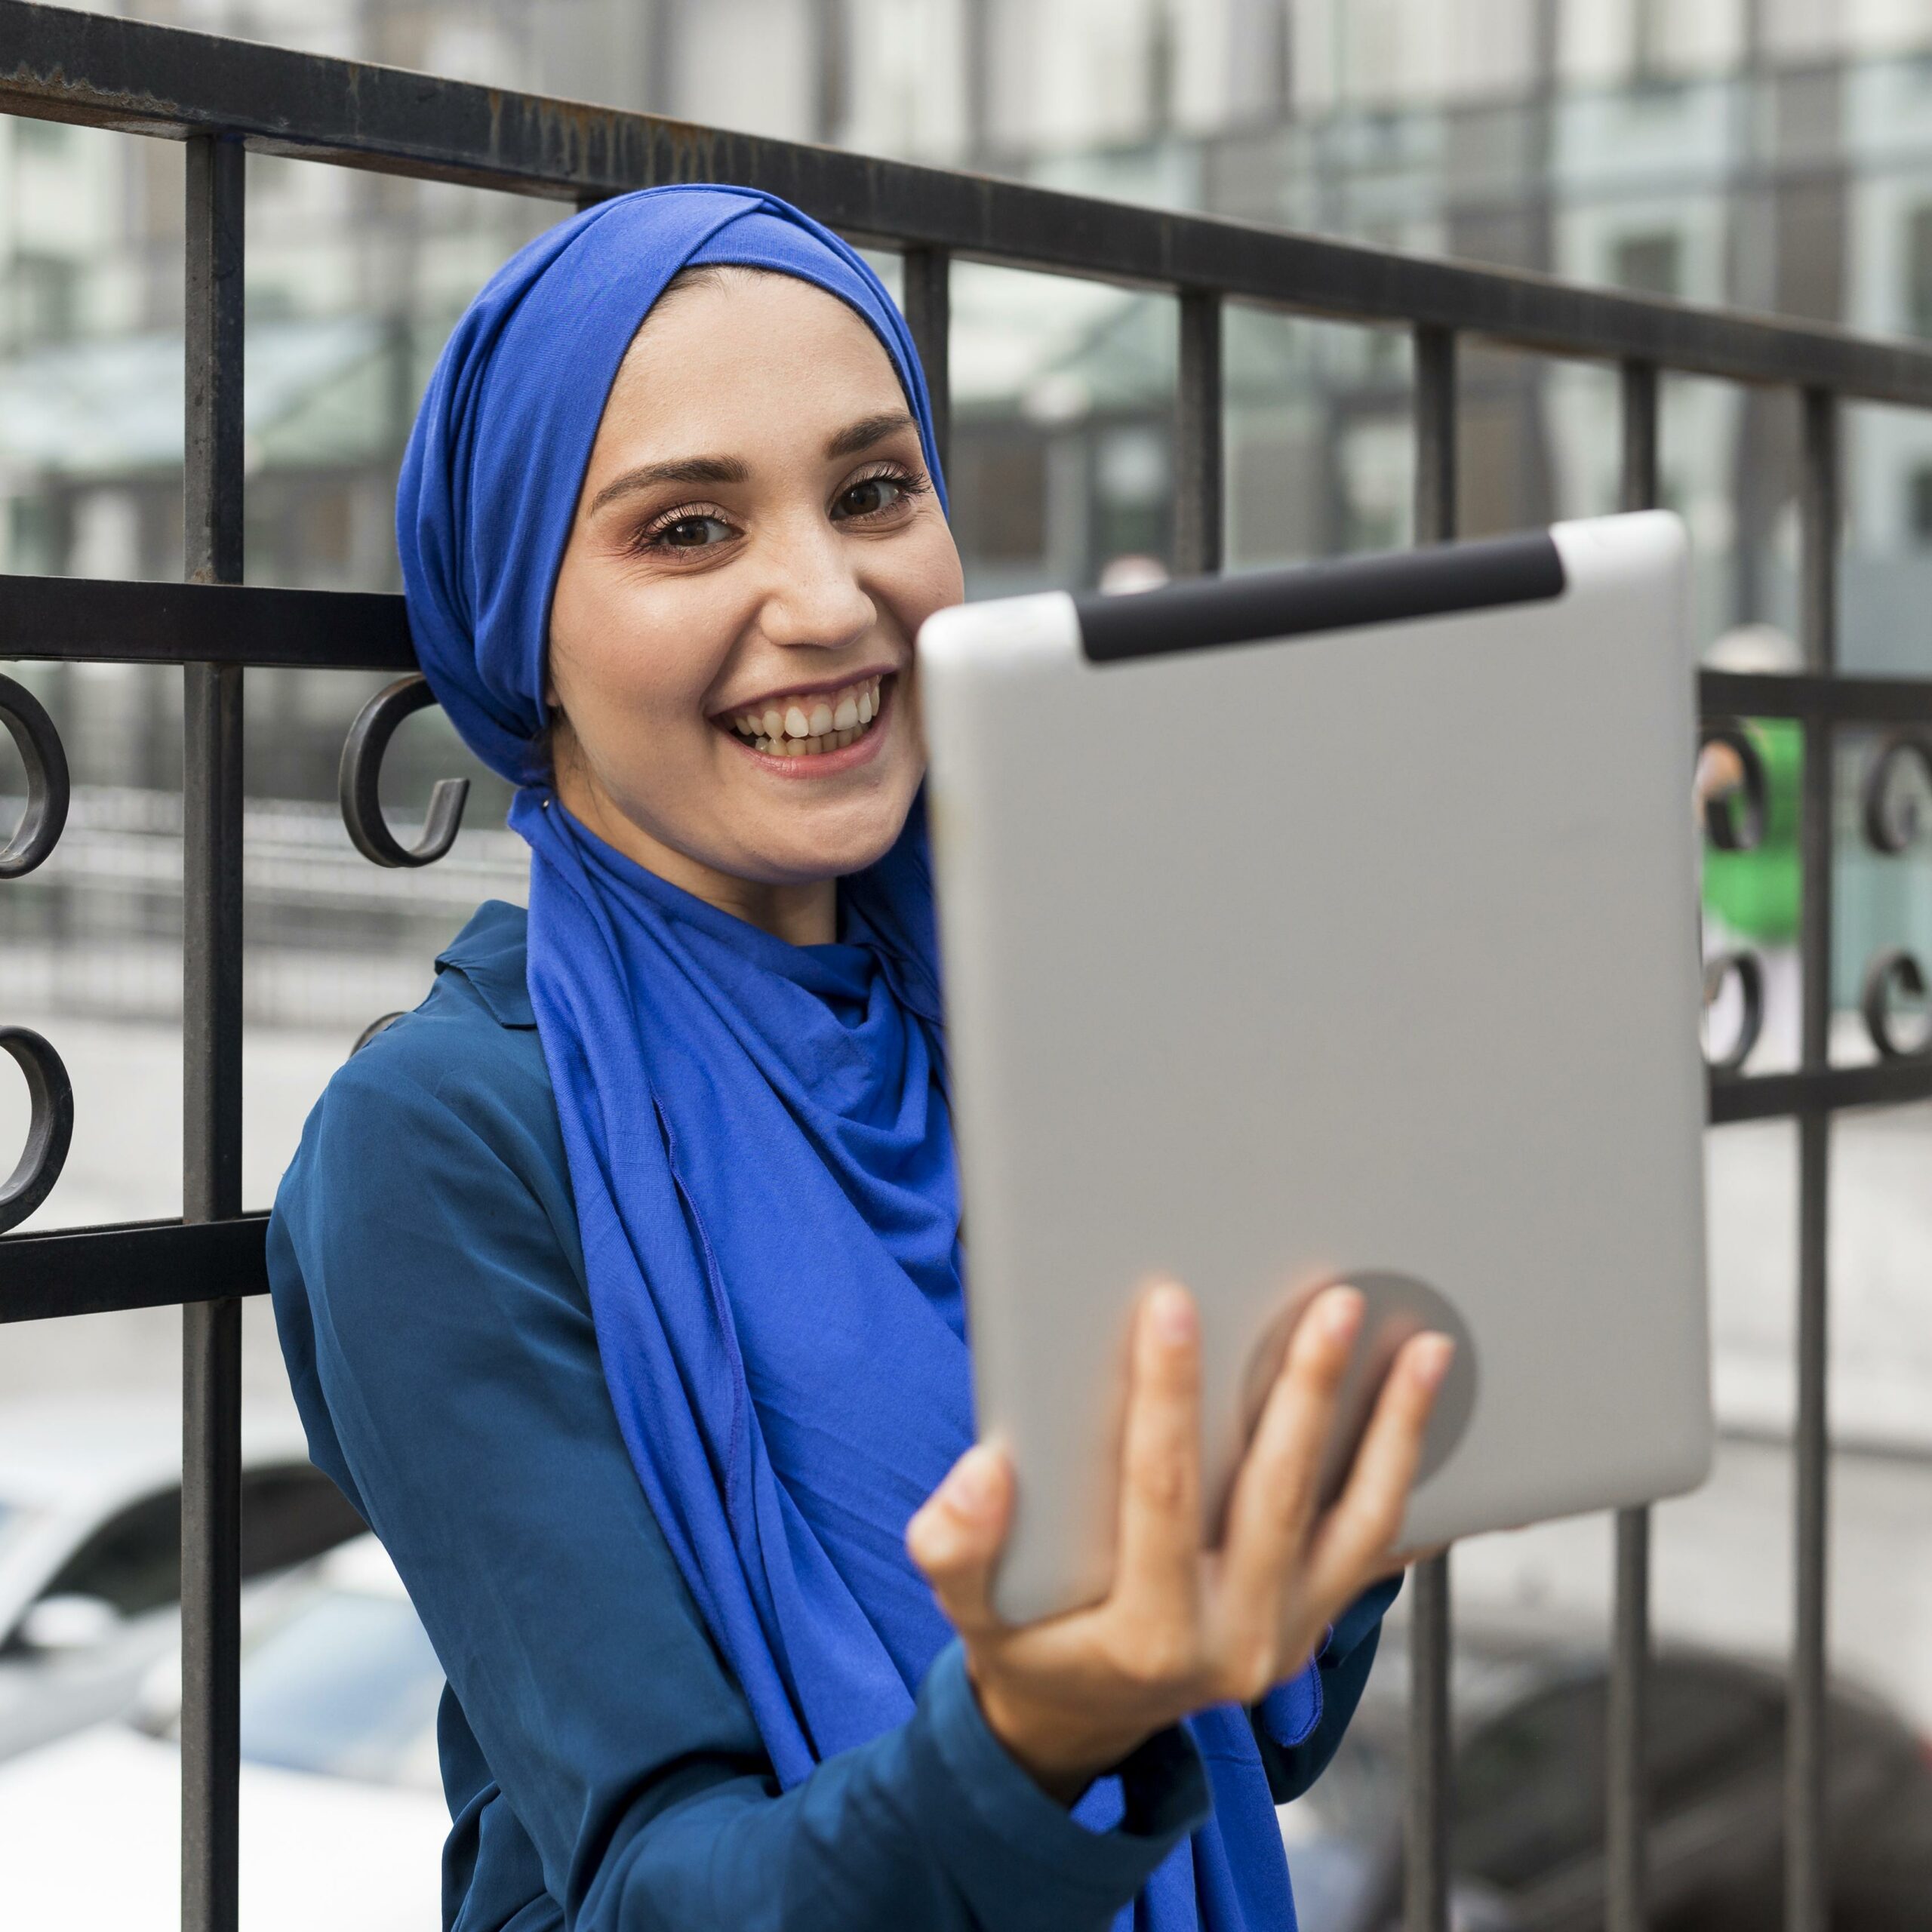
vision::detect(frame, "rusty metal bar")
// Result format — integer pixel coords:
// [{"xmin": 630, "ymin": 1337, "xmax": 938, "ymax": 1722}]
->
[
  {"xmin": 3, "ymin": 4, "xmax": 1932, "ymax": 405},
  {"xmin": 1405, "ymin": 321, "xmax": 1456, "ymax": 1932},
  {"xmin": 0, "ymin": 1216, "xmax": 269, "ymax": 1324},
  {"xmin": 900, "ymin": 245, "xmax": 951, "ymax": 475},
  {"xmin": 0, "ymin": 575, "xmax": 413, "ymax": 669},
  {"xmin": 180, "ymin": 131, "xmax": 245, "ymax": 1932},
  {"xmin": 1607, "ymin": 355, "xmax": 1662, "ymax": 1932},
  {"xmin": 1787, "ymin": 386, "xmax": 1837, "ymax": 1932},
  {"xmin": 1175, "ymin": 289, "xmax": 1223, "ymax": 577}
]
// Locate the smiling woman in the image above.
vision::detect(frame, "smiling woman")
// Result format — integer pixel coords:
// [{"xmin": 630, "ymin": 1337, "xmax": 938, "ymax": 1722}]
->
[
  {"xmin": 266, "ymin": 185, "xmax": 1432, "ymax": 1932},
  {"xmin": 544, "ymin": 267, "xmax": 956, "ymax": 940}
]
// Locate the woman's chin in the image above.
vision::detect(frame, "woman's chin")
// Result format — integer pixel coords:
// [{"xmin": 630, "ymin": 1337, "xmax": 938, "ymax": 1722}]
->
[{"xmin": 734, "ymin": 789, "xmax": 917, "ymax": 885}]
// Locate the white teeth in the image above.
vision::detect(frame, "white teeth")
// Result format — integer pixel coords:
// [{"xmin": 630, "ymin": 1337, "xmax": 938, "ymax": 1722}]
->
[{"xmin": 731, "ymin": 675, "xmax": 891, "ymax": 752}]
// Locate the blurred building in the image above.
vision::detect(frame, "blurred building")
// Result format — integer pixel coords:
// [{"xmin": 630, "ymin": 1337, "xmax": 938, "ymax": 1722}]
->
[{"xmin": 7, "ymin": 0, "xmax": 1932, "ymax": 1022}]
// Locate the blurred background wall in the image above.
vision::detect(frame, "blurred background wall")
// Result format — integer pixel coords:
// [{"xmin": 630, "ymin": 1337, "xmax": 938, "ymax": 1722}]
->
[
  {"xmin": 8, "ymin": 1, "xmax": 1932, "ymax": 1029},
  {"xmin": 2, "ymin": 0, "xmax": 1932, "ymax": 1715}
]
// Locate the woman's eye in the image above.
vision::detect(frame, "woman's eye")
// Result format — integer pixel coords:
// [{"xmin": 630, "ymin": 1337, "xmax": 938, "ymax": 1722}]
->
[
  {"xmin": 651, "ymin": 513, "xmax": 734, "ymax": 551},
  {"xmin": 835, "ymin": 476, "xmax": 906, "ymax": 520}
]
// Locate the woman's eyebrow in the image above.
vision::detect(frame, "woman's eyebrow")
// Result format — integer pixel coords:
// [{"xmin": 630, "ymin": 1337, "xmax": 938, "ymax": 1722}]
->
[
  {"xmin": 589, "ymin": 454, "xmax": 749, "ymax": 514},
  {"xmin": 825, "ymin": 411, "xmax": 917, "ymax": 460}
]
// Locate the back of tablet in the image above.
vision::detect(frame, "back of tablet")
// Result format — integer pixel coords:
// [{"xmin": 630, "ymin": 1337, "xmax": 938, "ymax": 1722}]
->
[{"xmin": 918, "ymin": 512, "xmax": 1712, "ymax": 1626}]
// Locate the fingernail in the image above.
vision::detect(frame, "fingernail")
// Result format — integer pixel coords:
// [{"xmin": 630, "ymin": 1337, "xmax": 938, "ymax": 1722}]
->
[
  {"xmin": 1321, "ymin": 1286, "xmax": 1364, "ymax": 1340},
  {"xmin": 1412, "ymin": 1334, "xmax": 1455, "ymax": 1389},
  {"xmin": 946, "ymin": 1446, "xmax": 1001, "ymax": 1518},
  {"xmin": 1150, "ymin": 1284, "xmax": 1196, "ymax": 1346}
]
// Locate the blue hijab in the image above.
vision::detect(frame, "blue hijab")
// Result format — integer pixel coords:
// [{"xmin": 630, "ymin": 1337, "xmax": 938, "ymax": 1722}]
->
[{"xmin": 396, "ymin": 184, "xmax": 1318, "ymax": 1932}]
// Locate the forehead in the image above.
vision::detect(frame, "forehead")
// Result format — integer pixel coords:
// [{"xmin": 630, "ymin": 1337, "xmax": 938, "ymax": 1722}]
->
[{"xmin": 592, "ymin": 271, "xmax": 911, "ymax": 461}]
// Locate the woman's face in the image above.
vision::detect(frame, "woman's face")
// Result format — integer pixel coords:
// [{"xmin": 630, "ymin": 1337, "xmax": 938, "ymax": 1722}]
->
[{"xmin": 546, "ymin": 269, "xmax": 962, "ymax": 907}]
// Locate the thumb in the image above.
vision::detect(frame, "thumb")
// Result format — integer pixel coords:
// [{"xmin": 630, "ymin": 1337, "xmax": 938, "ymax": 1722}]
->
[{"xmin": 906, "ymin": 1444, "xmax": 1013, "ymax": 1641}]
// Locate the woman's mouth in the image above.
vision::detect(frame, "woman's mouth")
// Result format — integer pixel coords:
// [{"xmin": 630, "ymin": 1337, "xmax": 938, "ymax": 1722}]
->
[{"xmin": 720, "ymin": 672, "xmax": 888, "ymax": 759}]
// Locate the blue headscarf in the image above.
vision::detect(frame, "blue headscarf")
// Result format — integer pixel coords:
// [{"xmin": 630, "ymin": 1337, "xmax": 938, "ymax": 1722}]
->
[{"xmin": 397, "ymin": 184, "xmax": 1318, "ymax": 1932}]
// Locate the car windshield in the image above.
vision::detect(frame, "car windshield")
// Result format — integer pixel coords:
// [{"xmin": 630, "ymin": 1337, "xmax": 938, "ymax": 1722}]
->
[
  {"xmin": 0, "ymin": 1495, "xmax": 32, "ymax": 1559},
  {"xmin": 232, "ymin": 1587, "xmax": 444, "ymax": 1791}
]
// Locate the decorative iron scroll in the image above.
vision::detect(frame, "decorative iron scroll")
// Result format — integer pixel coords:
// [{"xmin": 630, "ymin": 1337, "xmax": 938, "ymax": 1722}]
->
[
  {"xmin": 1860, "ymin": 946, "xmax": 1931, "ymax": 1060},
  {"xmin": 1698, "ymin": 722, "xmax": 1770, "ymax": 1073},
  {"xmin": 0, "ymin": 672, "xmax": 69, "ymax": 878},
  {"xmin": 0, "ymin": 679, "xmax": 73, "ymax": 1229},
  {"xmin": 0, "ymin": 1026, "xmax": 72, "ymax": 1233},
  {"xmin": 339, "ymin": 673, "xmax": 469, "ymax": 868},
  {"xmin": 1697, "ymin": 720, "xmax": 1768, "ymax": 852},
  {"xmin": 1857, "ymin": 737, "xmax": 1932, "ymax": 1060},
  {"xmin": 1862, "ymin": 731, "xmax": 1932, "ymax": 854},
  {"xmin": 1700, "ymin": 950, "xmax": 1764, "ymax": 1074}
]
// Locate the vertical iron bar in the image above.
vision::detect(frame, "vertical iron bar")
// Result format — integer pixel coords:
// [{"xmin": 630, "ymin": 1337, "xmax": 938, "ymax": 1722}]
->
[
  {"xmin": 181, "ymin": 133, "xmax": 245, "ymax": 1932},
  {"xmin": 901, "ymin": 246, "xmax": 951, "ymax": 478},
  {"xmin": 1607, "ymin": 355, "xmax": 1660, "ymax": 1932},
  {"xmin": 1788, "ymin": 385, "xmax": 1837, "ymax": 1932},
  {"xmin": 1413, "ymin": 325, "xmax": 1457, "ymax": 549},
  {"xmin": 1405, "ymin": 321, "xmax": 1456, "ymax": 1932},
  {"xmin": 1175, "ymin": 289, "xmax": 1223, "ymax": 576}
]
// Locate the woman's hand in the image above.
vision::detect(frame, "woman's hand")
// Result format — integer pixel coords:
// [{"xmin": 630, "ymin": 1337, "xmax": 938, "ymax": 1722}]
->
[{"xmin": 906, "ymin": 1282, "xmax": 1452, "ymax": 1804}]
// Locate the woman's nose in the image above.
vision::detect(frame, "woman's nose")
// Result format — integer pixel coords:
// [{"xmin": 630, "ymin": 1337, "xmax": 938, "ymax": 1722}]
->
[{"xmin": 755, "ymin": 518, "xmax": 876, "ymax": 653}]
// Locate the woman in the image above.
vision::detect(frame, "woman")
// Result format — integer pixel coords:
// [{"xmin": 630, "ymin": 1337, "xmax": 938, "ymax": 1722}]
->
[{"xmin": 270, "ymin": 186, "xmax": 1451, "ymax": 1932}]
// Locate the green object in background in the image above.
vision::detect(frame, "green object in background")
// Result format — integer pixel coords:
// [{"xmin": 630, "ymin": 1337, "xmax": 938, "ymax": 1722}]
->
[{"xmin": 1703, "ymin": 718, "xmax": 1801, "ymax": 943}]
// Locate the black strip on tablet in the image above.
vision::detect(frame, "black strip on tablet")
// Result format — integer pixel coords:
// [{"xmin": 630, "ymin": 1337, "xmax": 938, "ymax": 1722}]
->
[{"xmin": 1073, "ymin": 530, "xmax": 1566, "ymax": 663}]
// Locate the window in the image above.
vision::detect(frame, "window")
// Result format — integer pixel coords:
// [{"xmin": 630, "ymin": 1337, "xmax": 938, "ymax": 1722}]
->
[
  {"xmin": 1455, "ymin": 1677, "xmax": 1606, "ymax": 1887},
  {"xmin": 14, "ymin": 115, "xmax": 70, "ymax": 157},
  {"xmin": 7, "ymin": 254, "xmax": 78, "ymax": 349},
  {"xmin": 949, "ymin": 435, "xmax": 1049, "ymax": 566},
  {"xmin": 1909, "ymin": 466, "xmax": 1932, "ymax": 547},
  {"xmin": 24, "ymin": 1464, "xmax": 363, "ymax": 1627},
  {"xmin": 1632, "ymin": 0, "xmax": 1672, "ymax": 82},
  {"xmin": 1909, "ymin": 208, "xmax": 1932, "ymax": 340},
  {"xmin": 234, "ymin": 1588, "xmax": 444, "ymax": 1791},
  {"xmin": 239, "ymin": 1466, "xmax": 367, "ymax": 1579},
  {"xmin": 8, "ymin": 496, "xmax": 59, "ymax": 577},
  {"xmin": 1611, "ymin": 232, "xmax": 1682, "ymax": 302}
]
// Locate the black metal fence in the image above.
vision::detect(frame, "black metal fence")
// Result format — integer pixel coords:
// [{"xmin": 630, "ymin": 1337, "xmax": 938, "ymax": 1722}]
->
[{"xmin": 0, "ymin": 6, "xmax": 1927, "ymax": 1931}]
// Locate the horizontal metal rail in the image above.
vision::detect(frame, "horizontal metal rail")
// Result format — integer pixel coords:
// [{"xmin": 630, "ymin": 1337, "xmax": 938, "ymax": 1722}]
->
[
  {"xmin": 1709, "ymin": 1057, "xmax": 1932, "ymax": 1124},
  {"xmin": 0, "ymin": 1044, "xmax": 1913, "ymax": 1327},
  {"xmin": 5, "ymin": 576, "xmax": 1932, "ymax": 725},
  {"xmin": 0, "ymin": 1212, "xmax": 266, "ymax": 1322},
  {"xmin": 4, "ymin": 2, "xmax": 1932, "ymax": 403},
  {"xmin": 0, "ymin": 576, "xmax": 412, "ymax": 672},
  {"xmin": 1701, "ymin": 669, "xmax": 1932, "ymax": 723}
]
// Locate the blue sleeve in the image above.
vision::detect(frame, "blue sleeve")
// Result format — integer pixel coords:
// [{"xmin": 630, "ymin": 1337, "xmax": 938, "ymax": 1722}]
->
[
  {"xmin": 269, "ymin": 1023, "xmax": 1207, "ymax": 1932},
  {"xmin": 1249, "ymin": 1579, "xmax": 1399, "ymax": 1805}
]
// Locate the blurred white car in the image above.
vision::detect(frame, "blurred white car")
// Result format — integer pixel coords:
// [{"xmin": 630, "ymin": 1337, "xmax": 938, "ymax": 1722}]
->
[
  {"xmin": 0, "ymin": 1534, "xmax": 448, "ymax": 1931},
  {"xmin": 0, "ymin": 1398, "xmax": 365, "ymax": 1762}
]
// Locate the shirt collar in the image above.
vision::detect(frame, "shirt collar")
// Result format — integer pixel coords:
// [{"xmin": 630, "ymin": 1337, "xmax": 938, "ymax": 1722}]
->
[{"xmin": 434, "ymin": 900, "xmax": 535, "ymax": 1029}]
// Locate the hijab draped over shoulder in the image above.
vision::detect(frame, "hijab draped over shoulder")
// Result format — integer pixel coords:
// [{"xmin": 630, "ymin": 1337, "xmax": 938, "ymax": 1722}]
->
[{"xmin": 396, "ymin": 184, "xmax": 1317, "ymax": 1932}]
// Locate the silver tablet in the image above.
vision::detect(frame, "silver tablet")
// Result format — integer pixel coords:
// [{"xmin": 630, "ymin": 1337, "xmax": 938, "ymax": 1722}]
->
[{"xmin": 918, "ymin": 512, "xmax": 1712, "ymax": 1625}]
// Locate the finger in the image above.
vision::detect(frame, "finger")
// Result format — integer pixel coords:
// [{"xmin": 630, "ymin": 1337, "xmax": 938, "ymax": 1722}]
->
[
  {"xmin": 1306, "ymin": 1331, "xmax": 1454, "ymax": 1598},
  {"xmin": 1111, "ymin": 1281, "xmax": 1205, "ymax": 1625},
  {"xmin": 906, "ymin": 1443, "xmax": 1014, "ymax": 1641},
  {"xmin": 1218, "ymin": 1286, "xmax": 1364, "ymax": 1613}
]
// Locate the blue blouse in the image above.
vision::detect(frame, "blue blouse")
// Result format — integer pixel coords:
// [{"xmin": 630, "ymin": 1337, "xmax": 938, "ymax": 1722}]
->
[{"xmin": 268, "ymin": 900, "xmax": 1394, "ymax": 1932}]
